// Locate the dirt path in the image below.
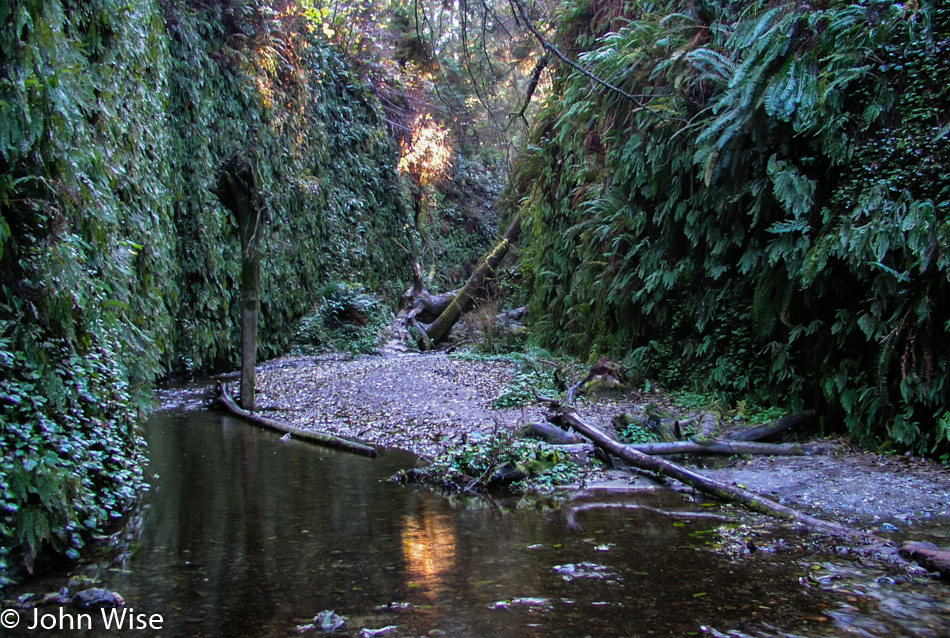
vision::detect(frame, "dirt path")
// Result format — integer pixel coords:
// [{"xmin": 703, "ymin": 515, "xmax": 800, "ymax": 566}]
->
[{"xmin": 249, "ymin": 352, "xmax": 950, "ymax": 534}]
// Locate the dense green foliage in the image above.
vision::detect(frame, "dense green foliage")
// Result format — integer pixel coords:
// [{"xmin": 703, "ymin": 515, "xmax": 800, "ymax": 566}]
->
[
  {"xmin": 403, "ymin": 431, "xmax": 583, "ymax": 493},
  {"xmin": 419, "ymin": 152, "xmax": 504, "ymax": 292},
  {"xmin": 513, "ymin": 0, "xmax": 950, "ymax": 450},
  {"xmin": 293, "ymin": 282, "xmax": 393, "ymax": 354},
  {"xmin": 0, "ymin": 0, "xmax": 409, "ymax": 586}
]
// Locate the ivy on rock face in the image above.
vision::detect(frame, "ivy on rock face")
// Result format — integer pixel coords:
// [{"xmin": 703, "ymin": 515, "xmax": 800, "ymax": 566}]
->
[
  {"xmin": 512, "ymin": 0, "xmax": 950, "ymax": 452},
  {"xmin": 0, "ymin": 0, "xmax": 410, "ymax": 586}
]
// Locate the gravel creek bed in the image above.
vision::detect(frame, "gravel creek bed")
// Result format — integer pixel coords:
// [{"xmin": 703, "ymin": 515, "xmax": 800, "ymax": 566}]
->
[{"xmin": 242, "ymin": 351, "xmax": 950, "ymax": 535}]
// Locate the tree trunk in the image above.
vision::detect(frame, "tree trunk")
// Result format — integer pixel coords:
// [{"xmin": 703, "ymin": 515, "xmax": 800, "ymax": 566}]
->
[
  {"xmin": 729, "ymin": 412, "xmax": 816, "ymax": 442},
  {"xmin": 212, "ymin": 154, "xmax": 264, "ymax": 410},
  {"xmin": 899, "ymin": 541, "xmax": 950, "ymax": 580},
  {"xmin": 522, "ymin": 420, "xmax": 584, "ymax": 444},
  {"xmin": 240, "ymin": 257, "xmax": 260, "ymax": 411},
  {"xmin": 627, "ymin": 439, "xmax": 842, "ymax": 456},
  {"xmin": 393, "ymin": 216, "xmax": 522, "ymax": 349},
  {"xmin": 554, "ymin": 405, "xmax": 875, "ymax": 540},
  {"xmin": 420, "ymin": 216, "xmax": 521, "ymax": 346}
]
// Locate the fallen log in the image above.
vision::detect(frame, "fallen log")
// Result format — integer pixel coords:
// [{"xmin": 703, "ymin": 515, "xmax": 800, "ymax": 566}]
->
[
  {"xmin": 899, "ymin": 541, "xmax": 950, "ymax": 580},
  {"xmin": 522, "ymin": 420, "xmax": 583, "ymax": 445},
  {"xmin": 391, "ymin": 218, "xmax": 521, "ymax": 349},
  {"xmin": 627, "ymin": 440, "xmax": 843, "ymax": 456},
  {"xmin": 420, "ymin": 216, "xmax": 521, "ymax": 346},
  {"xmin": 210, "ymin": 383, "xmax": 378, "ymax": 457},
  {"xmin": 729, "ymin": 411, "xmax": 816, "ymax": 442},
  {"xmin": 699, "ymin": 412, "xmax": 720, "ymax": 438},
  {"xmin": 554, "ymin": 405, "xmax": 874, "ymax": 540}
]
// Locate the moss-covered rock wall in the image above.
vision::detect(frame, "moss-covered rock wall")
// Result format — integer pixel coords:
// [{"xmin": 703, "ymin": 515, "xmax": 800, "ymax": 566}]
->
[
  {"xmin": 512, "ymin": 0, "xmax": 949, "ymax": 451},
  {"xmin": 0, "ymin": 0, "xmax": 409, "ymax": 586}
]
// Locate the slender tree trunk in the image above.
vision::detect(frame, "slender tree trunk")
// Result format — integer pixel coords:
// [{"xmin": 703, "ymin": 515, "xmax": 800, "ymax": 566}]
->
[
  {"xmin": 212, "ymin": 155, "xmax": 264, "ymax": 410},
  {"xmin": 240, "ymin": 256, "xmax": 261, "ymax": 411}
]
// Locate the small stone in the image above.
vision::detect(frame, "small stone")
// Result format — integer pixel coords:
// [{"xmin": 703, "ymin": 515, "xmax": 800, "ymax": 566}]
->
[{"xmin": 73, "ymin": 588, "xmax": 122, "ymax": 609}]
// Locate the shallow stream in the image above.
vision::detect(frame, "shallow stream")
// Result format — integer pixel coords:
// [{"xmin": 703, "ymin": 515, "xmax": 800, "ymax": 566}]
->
[{"xmin": 5, "ymin": 402, "xmax": 949, "ymax": 637}]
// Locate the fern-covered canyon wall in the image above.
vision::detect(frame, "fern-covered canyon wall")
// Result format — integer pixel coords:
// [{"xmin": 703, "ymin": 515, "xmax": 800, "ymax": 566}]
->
[
  {"xmin": 0, "ymin": 0, "xmax": 409, "ymax": 585},
  {"xmin": 513, "ymin": 0, "xmax": 949, "ymax": 451}
]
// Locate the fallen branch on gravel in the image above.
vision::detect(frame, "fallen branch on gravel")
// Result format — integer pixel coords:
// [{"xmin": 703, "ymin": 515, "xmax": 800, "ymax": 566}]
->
[
  {"xmin": 522, "ymin": 420, "xmax": 583, "ymax": 444},
  {"xmin": 626, "ymin": 440, "xmax": 843, "ymax": 456},
  {"xmin": 899, "ymin": 541, "xmax": 950, "ymax": 580},
  {"xmin": 210, "ymin": 383, "xmax": 378, "ymax": 457},
  {"xmin": 549, "ymin": 403, "xmax": 876, "ymax": 541}
]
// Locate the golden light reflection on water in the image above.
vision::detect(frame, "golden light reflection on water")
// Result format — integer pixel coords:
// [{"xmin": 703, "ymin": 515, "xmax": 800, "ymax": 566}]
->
[{"xmin": 400, "ymin": 501, "xmax": 457, "ymax": 599}]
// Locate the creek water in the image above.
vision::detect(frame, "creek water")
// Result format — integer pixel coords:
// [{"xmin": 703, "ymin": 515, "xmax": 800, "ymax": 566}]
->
[{"xmin": 6, "ymin": 405, "xmax": 950, "ymax": 637}]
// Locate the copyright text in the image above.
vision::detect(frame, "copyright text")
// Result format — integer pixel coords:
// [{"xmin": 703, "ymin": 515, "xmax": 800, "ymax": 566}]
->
[{"xmin": 1, "ymin": 607, "xmax": 164, "ymax": 631}]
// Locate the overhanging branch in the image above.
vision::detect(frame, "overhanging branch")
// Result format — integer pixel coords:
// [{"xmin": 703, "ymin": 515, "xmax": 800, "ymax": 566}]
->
[{"xmin": 510, "ymin": 0, "xmax": 671, "ymax": 124}]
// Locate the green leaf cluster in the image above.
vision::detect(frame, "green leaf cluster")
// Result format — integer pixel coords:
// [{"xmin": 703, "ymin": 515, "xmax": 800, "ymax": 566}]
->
[
  {"xmin": 511, "ymin": 0, "xmax": 950, "ymax": 452},
  {"xmin": 0, "ymin": 0, "xmax": 410, "ymax": 586},
  {"xmin": 293, "ymin": 282, "xmax": 393, "ymax": 355},
  {"xmin": 410, "ymin": 431, "xmax": 582, "ymax": 493}
]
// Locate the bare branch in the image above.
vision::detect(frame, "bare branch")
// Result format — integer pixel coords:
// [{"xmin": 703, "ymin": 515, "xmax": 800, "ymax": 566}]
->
[{"xmin": 510, "ymin": 0, "xmax": 671, "ymax": 124}]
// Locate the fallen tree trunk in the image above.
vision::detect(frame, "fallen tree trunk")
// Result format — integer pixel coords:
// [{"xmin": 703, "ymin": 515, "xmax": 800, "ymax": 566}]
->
[
  {"xmin": 627, "ymin": 440, "xmax": 843, "ymax": 456},
  {"xmin": 899, "ymin": 541, "xmax": 950, "ymax": 580},
  {"xmin": 554, "ymin": 406, "xmax": 874, "ymax": 540},
  {"xmin": 210, "ymin": 384, "xmax": 378, "ymax": 457},
  {"xmin": 522, "ymin": 420, "xmax": 584, "ymax": 444},
  {"xmin": 729, "ymin": 411, "xmax": 816, "ymax": 442},
  {"xmin": 393, "ymin": 217, "xmax": 522, "ymax": 349},
  {"xmin": 420, "ymin": 216, "xmax": 521, "ymax": 345},
  {"xmin": 699, "ymin": 412, "xmax": 720, "ymax": 438}
]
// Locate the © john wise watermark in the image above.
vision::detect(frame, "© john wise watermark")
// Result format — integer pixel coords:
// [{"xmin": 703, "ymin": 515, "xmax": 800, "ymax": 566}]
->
[{"xmin": 1, "ymin": 606, "xmax": 164, "ymax": 631}]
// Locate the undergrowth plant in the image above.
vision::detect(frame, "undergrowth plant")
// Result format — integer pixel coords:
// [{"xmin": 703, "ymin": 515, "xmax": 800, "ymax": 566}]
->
[
  {"xmin": 449, "ymin": 347, "xmax": 578, "ymax": 408},
  {"xmin": 408, "ymin": 431, "xmax": 583, "ymax": 493},
  {"xmin": 294, "ymin": 282, "xmax": 392, "ymax": 355}
]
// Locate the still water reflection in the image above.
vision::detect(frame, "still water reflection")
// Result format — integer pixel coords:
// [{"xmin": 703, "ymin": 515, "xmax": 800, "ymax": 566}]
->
[{"xmin": 8, "ymin": 409, "xmax": 950, "ymax": 637}]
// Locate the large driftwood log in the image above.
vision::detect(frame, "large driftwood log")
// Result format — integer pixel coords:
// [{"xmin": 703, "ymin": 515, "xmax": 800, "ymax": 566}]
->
[
  {"xmin": 554, "ymin": 405, "xmax": 874, "ymax": 540},
  {"xmin": 210, "ymin": 384, "xmax": 378, "ymax": 457},
  {"xmin": 627, "ymin": 440, "xmax": 843, "ymax": 456}
]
